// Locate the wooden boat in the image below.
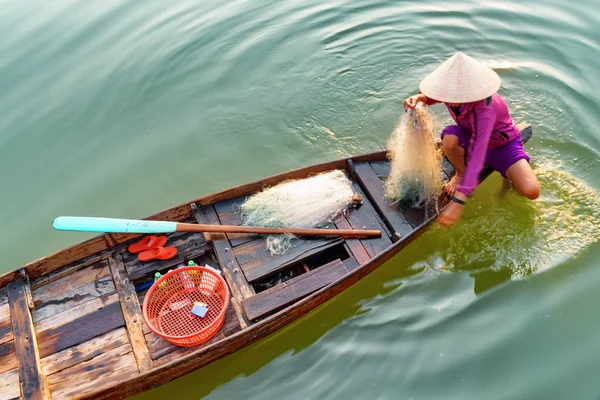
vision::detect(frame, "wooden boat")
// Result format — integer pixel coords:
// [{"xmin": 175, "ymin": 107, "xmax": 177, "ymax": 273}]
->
[{"xmin": 0, "ymin": 125, "xmax": 532, "ymax": 400}]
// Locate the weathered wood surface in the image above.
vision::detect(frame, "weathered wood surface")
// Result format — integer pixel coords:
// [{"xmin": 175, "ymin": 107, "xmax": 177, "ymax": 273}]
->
[
  {"xmin": 123, "ymin": 232, "xmax": 211, "ymax": 282},
  {"xmin": 370, "ymin": 160, "xmax": 390, "ymax": 179},
  {"xmin": 0, "ymin": 368, "xmax": 20, "ymax": 400},
  {"xmin": 37, "ymin": 294, "xmax": 125, "ymax": 358},
  {"xmin": 7, "ymin": 278, "xmax": 50, "ymax": 400},
  {"xmin": 32, "ymin": 260, "xmax": 115, "ymax": 323},
  {"xmin": 0, "ymin": 288, "xmax": 14, "ymax": 347},
  {"xmin": 348, "ymin": 160, "xmax": 413, "ymax": 240},
  {"xmin": 235, "ymin": 237, "xmax": 343, "ymax": 283},
  {"xmin": 41, "ymin": 327, "xmax": 129, "ymax": 376},
  {"xmin": 108, "ymin": 254, "xmax": 153, "ymax": 372},
  {"xmin": 47, "ymin": 343, "xmax": 138, "ymax": 400},
  {"xmin": 0, "ymin": 340, "xmax": 17, "ymax": 375},
  {"xmin": 242, "ymin": 259, "xmax": 348, "ymax": 321},
  {"xmin": 214, "ymin": 196, "xmax": 255, "ymax": 247}
]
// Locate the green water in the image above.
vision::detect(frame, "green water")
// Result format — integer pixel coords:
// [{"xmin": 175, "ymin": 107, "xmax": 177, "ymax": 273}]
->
[{"xmin": 1, "ymin": 0, "xmax": 599, "ymax": 398}]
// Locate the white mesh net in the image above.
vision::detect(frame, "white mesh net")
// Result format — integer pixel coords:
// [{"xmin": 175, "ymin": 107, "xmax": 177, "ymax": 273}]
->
[
  {"xmin": 384, "ymin": 104, "xmax": 442, "ymax": 209},
  {"xmin": 240, "ymin": 170, "xmax": 360, "ymax": 255}
]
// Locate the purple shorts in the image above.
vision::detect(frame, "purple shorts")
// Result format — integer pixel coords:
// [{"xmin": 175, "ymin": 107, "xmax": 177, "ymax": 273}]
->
[{"xmin": 441, "ymin": 125, "xmax": 530, "ymax": 178}]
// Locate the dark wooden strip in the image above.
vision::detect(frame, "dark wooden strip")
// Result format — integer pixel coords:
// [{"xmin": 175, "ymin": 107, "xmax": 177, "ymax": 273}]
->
[
  {"xmin": 41, "ymin": 328, "xmax": 129, "ymax": 376},
  {"xmin": 0, "ymin": 340, "xmax": 17, "ymax": 375},
  {"xmin": 38, "ymin": 300, "xmax": 125, "ymax": 358},
  {"xmin": 345, "ymin": 183, "xmax": 394, "ymax": 257},
  {"xmin": 7, "ymin": 278, "xmax": 50, "ymax": 399},
  {"xmin": 108, "ymin": 255, "xmax": 153, "ymax": 372},
  {"xmin": 242, "ymin": 259, "xmax": 348, "ymax": 321},
  {"xmin": 0, "ymin": 368, "xmax": 20, "ymax": 400},
  {"xmin": 370, "ymin": 160, "xmax": 390, "ymax": 179},
  {"xmin": 195, "ymin": 205, "xmax": 253, "ymax": 328},
  {"xmin": 124, "ymin": 232, "xmax": 211, "ymax": 281},
  {"xmin": 214, "ymin": 196, "xmax": 255, "ymax": 247},
  {"xmin": 348, "ymin": 160, "xmax": 413, "ymax": 241},
  {"xmin": 32, "ymin": 274, "xmax": 116, "ymax": 323},
  {"xmin": 235, "ymin": 237, "xmax": 343, "ymax": 282},
  {"xmin": 333, "ymin": 216, "xmax": 370, "ymax": 265}
]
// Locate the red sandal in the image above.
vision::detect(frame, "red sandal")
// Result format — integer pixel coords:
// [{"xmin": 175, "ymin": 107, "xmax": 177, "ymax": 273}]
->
[
  {"xmin": 138, "ymin": 246, "xmax": 178, "ymax": 263},
  {"xmin": 128, "ymin": 236, "xmax": 168, "ymax": 254}
]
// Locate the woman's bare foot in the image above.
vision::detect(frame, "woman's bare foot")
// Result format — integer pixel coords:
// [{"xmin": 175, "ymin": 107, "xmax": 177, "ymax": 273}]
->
[{"xmin": 445, "ymin": 174, "xmax": 462, "ymax": 196}]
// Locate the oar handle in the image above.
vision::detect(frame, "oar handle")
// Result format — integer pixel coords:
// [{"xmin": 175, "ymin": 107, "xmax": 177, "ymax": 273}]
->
[
  {"xmin": 53, "ymin": 217, "xmax": 381, "ymax": 238},
  {"xmin": 175, "ymin": 223, "xmax": 381, "ymax": 238}
]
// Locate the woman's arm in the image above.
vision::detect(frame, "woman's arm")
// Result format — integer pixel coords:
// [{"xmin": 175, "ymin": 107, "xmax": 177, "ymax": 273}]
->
[
  {"xmin": 456, "ymin": 107, "xmax": 496, "ymax": 197},
  {"xmin": 404, "ymin": 93, "xmax": 439, "ymax": 109}
]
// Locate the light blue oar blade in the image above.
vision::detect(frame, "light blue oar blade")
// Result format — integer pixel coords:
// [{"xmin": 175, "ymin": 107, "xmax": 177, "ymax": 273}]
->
[{"xmin": 53, "ymin": 216, "xmax": 177, "ymax": 234}]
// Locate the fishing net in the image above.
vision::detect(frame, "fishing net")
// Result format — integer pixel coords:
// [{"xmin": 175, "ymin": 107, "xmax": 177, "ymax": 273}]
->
[
  {"xmin": 384, "ymin": 104, "xmax": 442, "ymax": 209},
  {"xmin": 239, "ymin": 170, "xmax": 361, "ymax": 255}
]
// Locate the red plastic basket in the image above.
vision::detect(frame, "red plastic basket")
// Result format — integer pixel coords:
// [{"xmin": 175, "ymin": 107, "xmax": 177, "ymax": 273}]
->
[{"xmin": 142, "ymin": 266, "xmax": 230, "ymax": 347}]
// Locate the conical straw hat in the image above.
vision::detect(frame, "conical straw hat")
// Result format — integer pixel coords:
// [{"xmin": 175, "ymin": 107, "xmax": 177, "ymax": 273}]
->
[{"xmin": 419, "ymin": 52, "xmax": 501, "ymax": 103}]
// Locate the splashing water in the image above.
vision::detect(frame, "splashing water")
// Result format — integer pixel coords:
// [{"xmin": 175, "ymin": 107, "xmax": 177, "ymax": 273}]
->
[
  {"xmin": 384, "ymin": 105, "xmax": 442, "ymax": 209},
  {"xmin": 429, "ymin": 163, "xmax": 599, "ymax": 280}
]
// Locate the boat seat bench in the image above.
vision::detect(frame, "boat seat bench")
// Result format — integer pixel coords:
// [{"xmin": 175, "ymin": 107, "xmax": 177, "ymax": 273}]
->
[{"xmin": 242, "ymin": 258, "xmax": 350, "ymax": 321}]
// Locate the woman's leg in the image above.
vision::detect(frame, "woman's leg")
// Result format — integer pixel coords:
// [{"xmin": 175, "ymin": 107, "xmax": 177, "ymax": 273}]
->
[
  {"xmin": 486, "ymin": 137, "xmax": 539, "ymax": 200},
  {"xmin": 505, "ymin": 159, "xmax": 540, "ymax": 199},
  {"xmin": 441, "ymin": 126, "xmax": 469, "ymax": 196}
]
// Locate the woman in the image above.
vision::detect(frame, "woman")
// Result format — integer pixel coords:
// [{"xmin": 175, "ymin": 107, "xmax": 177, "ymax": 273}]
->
[{"xmin": 404, "ymin": 52, "xmax": 540, "ymax": 227}]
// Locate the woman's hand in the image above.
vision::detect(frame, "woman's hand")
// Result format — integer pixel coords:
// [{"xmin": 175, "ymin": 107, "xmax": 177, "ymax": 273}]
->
[
  {"xmin": 439, "ymin": 201, "xmax": 464, "ymax": 227},
  {"xmin": 404, "ymin": 94, "xmax": 427, "ymax": 109},
  {"xmin": 439, "ymin": 192, "xmax": 468, "ymax": 227}
]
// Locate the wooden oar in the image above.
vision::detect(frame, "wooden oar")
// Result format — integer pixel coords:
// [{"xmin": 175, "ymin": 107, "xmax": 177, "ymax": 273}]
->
[{"xmin": 53, "ymin": 216, "xmax": 381, "ymax": 238}]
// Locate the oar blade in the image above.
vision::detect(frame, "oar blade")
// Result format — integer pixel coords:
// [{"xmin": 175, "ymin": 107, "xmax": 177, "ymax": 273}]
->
[{"xmin": 53, "ymin": 217, "xmax": 177, "ymax": 234}]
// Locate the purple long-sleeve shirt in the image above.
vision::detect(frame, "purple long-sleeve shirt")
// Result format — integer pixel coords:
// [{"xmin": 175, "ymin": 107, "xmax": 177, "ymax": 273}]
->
[{"xmin": 424, "ymin": 93, "xmax": 521, "ymax": 196}]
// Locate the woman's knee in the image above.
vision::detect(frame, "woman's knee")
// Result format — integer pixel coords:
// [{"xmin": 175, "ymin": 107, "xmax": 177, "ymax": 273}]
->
[
  {"xmin": 442, "ymin": 133, "xmax": 461, "ymax": 152},
  {"xmin": 521, "ymin": 181, "xmax": 540, "ymax": 200}
]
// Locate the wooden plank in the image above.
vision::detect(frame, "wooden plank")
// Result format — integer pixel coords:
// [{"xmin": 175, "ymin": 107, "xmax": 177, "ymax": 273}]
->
[
  {"xmin": 370, "ymin": 160, "xmax": 390, "ymax": 179},
  {"xmin": 0, "ymin": 298, "xmax": 13, "ymax": 346},
  {"xmin": 37, "ymin": 300, "xmax": 125, "ymax": 358},
  {"xmin": 123, "ymin": 232, "xmax": 211, "ymax": 281},
  {"xmin": 32, "ymin": 273, "xmax": 116, "ymax": 323},
  {"xmin": 235, "ymin": 237, "xmax": 343, "ymax": 282},
  {"xmin": 108, "ymin": 255, "xmax": 153, "ymax": 372},
  {"xmin": 214, "ymin": 196, "xmax": 255, "ymax": 247},
  {"xmin": 41, "ymin": 328, "xmax": 129, "ymax": 376},
  {"xmin": 0, "ymin": 340, "xmax": 17, "ymax": 375},
  {"xmin": 47, "ymin": 344, "xmax": 138, "ymax": 400},
  {"xmin": 7, "ymin": 278, "xmax": 50, "ymax": 399},
  {"xmin": 333, "ymin": 216, "xmax": 370, "ymax": 265},
  {"xmin": 31, "ymin": 260, "xmax": 110, "ymax": 306},
  {"xmin": 35, "ymin": 292, "xmax": 119, "ymax": 334},
  {"xmin": 348, "ymin": 160, "xmax": 413, "ymax": 240},
  {"xmin": 0, "ymin": 368, "xmax": 20, "ymax": 400},
  {"xmin": 242, "ymin": 259, "xmax": 348, "ymax": 321}
]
